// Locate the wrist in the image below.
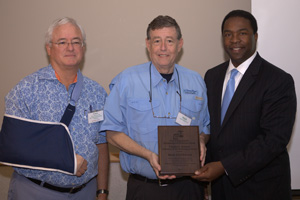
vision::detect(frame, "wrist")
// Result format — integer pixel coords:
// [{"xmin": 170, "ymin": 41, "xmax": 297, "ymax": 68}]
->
[
  {"xmin": 96, "ymin": 189, "xmax": 109, "ymax": 197},
  {"xmin": 144, "ymin": 149, "xmax": 153, "ymax": 162},
  {"xmin": 199, "ymin": 133, "xmax": 208, "ymax": 144}
]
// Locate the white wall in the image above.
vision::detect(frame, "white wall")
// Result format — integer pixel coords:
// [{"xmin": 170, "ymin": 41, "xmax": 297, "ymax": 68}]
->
[{"xmin": 252, "ymin": 0, "xmax": 300, "ymax": 190}]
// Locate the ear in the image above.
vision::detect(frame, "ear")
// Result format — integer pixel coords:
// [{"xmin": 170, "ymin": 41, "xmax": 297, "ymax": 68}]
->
[
  {"xmin": 145, "ymin": 38, "xmax": 150, "ymax": 52},
  {"xmin": 177, "ymin": 38, "xmax": 184, "ymax": 52},
  {"xmin": 46, "ymin": 44, "xmax": 51, "ymax": 56},
  {"xmin": 254, "ymin": 33, "xmax": 258, "ymax": 41}
]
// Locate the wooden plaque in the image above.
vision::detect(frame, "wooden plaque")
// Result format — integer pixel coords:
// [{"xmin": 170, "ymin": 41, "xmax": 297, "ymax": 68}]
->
[{"xmin": 158, "ymin": 126, "xmax": 200, "ymax": 176}]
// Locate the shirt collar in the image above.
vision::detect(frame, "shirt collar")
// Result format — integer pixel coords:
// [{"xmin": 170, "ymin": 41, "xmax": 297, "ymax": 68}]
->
[
  {"xmin": 151, "ymin": 63, "xmax": 179, "ymax": 87},
  {"xmin": 228, "ymin": 51, "xmax": 257, "ymax": 75},
  {"xmin": 55, "ymin": 71, "xmax": 77, "ymax": 83},
  {"xmin": 38, "ymin": 64, "xmax": 57, "ymax": 80},
  {"xmin": 38, "ymin": 64, "xmax": 78, "ymax": 84}
]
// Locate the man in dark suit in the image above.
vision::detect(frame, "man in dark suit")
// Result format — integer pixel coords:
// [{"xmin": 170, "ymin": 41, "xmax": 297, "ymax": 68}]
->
[{"xmin": 192, "ymin": 10, "xmax": 297, "ymax": 200}]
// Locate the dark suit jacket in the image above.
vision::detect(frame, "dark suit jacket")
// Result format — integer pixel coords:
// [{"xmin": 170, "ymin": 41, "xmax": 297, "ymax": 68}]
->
[{"xmin": 204, "ymin": 53, "xmax": 297, "ymax": 200}]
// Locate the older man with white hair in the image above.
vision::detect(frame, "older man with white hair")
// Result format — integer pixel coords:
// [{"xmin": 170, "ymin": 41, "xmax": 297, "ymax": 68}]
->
[{"xmin": 1, "ymin": 17, "xmax": 109, "ymax": 200}]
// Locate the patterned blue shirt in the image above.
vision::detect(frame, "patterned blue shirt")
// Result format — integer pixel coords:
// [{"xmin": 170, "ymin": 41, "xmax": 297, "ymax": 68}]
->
[
  {"xmin": 4, "ymin": 65, "xmax": 107, "ymax": 187},
  {"xmin": 101, "ymin": 62, "xmax": 210, "ymax": 179}
]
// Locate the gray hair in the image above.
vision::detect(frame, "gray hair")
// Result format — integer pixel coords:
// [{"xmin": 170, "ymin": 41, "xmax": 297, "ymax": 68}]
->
[{"xmin": 45, "ymin": 17, "xmax": 86, "ymax": 46}]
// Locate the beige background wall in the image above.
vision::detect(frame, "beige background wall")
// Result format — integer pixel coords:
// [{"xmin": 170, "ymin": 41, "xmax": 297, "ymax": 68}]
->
[
  {"xmin": 0, "ymin": 0, "xmax": 250, "ymax": 121},
  {"xmin": 0, "ymin": 0, "xmax": 250, "ymax": 199}
]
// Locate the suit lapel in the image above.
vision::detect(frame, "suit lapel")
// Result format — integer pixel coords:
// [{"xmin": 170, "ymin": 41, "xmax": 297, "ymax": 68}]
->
[{"xmin": 220, "ymin": 54, "xmax": 262, "ymax": 128}]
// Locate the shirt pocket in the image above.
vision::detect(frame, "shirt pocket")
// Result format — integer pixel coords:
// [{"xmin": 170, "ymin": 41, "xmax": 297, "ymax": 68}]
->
[
  {"xmin": 181, "ymin": 99, "xmax": 204, "ymax": 124},
  {"xmin": 128, "ymin": 98, "xmax": 159, "ymax": 142},
  {"xmin": 127, "ymin": 98, "xmax": 160, "ymax": 123}
]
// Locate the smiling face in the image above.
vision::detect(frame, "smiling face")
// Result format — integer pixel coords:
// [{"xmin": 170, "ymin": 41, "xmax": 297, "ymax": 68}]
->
[
  {"xmin": 146, "ymin": 27, "xmax": 183, "ymax": 73},
  {"xmin": 46, "ymin": 23, "xmax": 85, "ymax": 71},
  {"xmin": 222, "ymin": 16, "xmax": 257, "ymax": 67}
]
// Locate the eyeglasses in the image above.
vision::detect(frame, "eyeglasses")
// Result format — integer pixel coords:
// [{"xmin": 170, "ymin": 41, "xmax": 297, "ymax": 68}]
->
[
  {"xmin": 50, "ymin": 40, "xmax": 84, "ymax": 49},
  {"xmin": 148, "ymin": 62, "xmax": 182, "ymax": 119}
]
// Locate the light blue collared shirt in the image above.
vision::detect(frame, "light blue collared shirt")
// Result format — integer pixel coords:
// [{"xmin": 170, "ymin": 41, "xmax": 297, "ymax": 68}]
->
[
  {"xmin": 222, "ymin": 52, "xmax": 257, "ymax": 101},
  {"xmin": 101, "ymin": 62, "xmax": 210, "ymax": 179}
]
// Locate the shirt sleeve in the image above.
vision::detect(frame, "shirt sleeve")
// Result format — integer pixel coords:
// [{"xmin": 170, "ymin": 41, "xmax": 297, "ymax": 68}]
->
[
  {"xmin": 100, "ymin": 78, "xmax": 128, "ymax": 135},
  {"xmin": 201, "ymin": 104, "xmax": 210, "ymax": 135},
  {"xmin": 5, "ymin": 79, "xmax": 33, "ymax": 118}
]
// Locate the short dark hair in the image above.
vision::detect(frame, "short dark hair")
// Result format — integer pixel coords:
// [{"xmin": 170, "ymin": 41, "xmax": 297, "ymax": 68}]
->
[
  {"xmin": 146, "ymin": 15, "xmax": 182, "ymax": 40},
  {"xmin": 221, "ymin": 10, "xmax": 258, "ymax": 34}
]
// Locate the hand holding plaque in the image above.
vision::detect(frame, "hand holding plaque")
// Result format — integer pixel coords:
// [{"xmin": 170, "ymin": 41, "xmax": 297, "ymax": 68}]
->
[{"xmin": 158, "ymin": 126, "xmax": 200, "ymax": 176}]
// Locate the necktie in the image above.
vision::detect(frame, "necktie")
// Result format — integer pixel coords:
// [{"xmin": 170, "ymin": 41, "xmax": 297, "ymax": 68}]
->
[{"xmin": 221, "ymin": 69, "xmax": 238, "ymax": 124}]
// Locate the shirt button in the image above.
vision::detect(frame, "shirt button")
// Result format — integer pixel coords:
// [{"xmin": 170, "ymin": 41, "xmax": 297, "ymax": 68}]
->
[
  {"xmin": 166, "ymin": 92, "xmax": 168, "ymax": 95},
  {"xmin": 73, "ymin": 128, "xmax": 75, "ymax": 131},
  {"xmin": 163, "ymin": 79, "xmax": 166, "ymax": 82},
  {"xmin": 168, "ymin": 112, "xmax": 171, "ymax": 116}
]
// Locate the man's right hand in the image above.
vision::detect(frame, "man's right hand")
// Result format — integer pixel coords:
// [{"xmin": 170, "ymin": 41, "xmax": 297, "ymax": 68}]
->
[
  {"xmin": 192, "ymin": 161, "xmax": 225, "ymax": 182},
  {"xmin": 148, "ymin": 151, "xmax": 176, "ymax": 180}
]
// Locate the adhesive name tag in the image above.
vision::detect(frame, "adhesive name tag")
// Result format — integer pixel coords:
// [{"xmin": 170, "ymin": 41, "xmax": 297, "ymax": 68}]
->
[
  {"xmin": 176, "ymin": 112, "xmax": 192, "ymax": 126},
  {"xmin": 88, "ymin": 110, "xmax": 104, "ymax": 124}
]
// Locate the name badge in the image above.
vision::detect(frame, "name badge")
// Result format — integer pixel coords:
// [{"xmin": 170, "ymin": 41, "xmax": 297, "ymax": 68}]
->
[
  {"xmin": 88, "ymin": 110, "xmax": 104, "ymax": 124},
  {"xmin": 176, "ymin": 112, "xmax": 192, "ymax": 126}
]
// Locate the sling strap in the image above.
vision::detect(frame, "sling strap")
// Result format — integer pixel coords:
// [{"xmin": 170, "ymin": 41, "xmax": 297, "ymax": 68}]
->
[{"xmin": 60, "ymin": 70, "xmax": 83, "ymax": 126}]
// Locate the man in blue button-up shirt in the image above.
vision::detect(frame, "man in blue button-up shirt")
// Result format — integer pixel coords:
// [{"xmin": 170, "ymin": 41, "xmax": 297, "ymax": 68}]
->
[{"xmin": 101, "ymin": 15, "xmax": 210, "ymax": 200}]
